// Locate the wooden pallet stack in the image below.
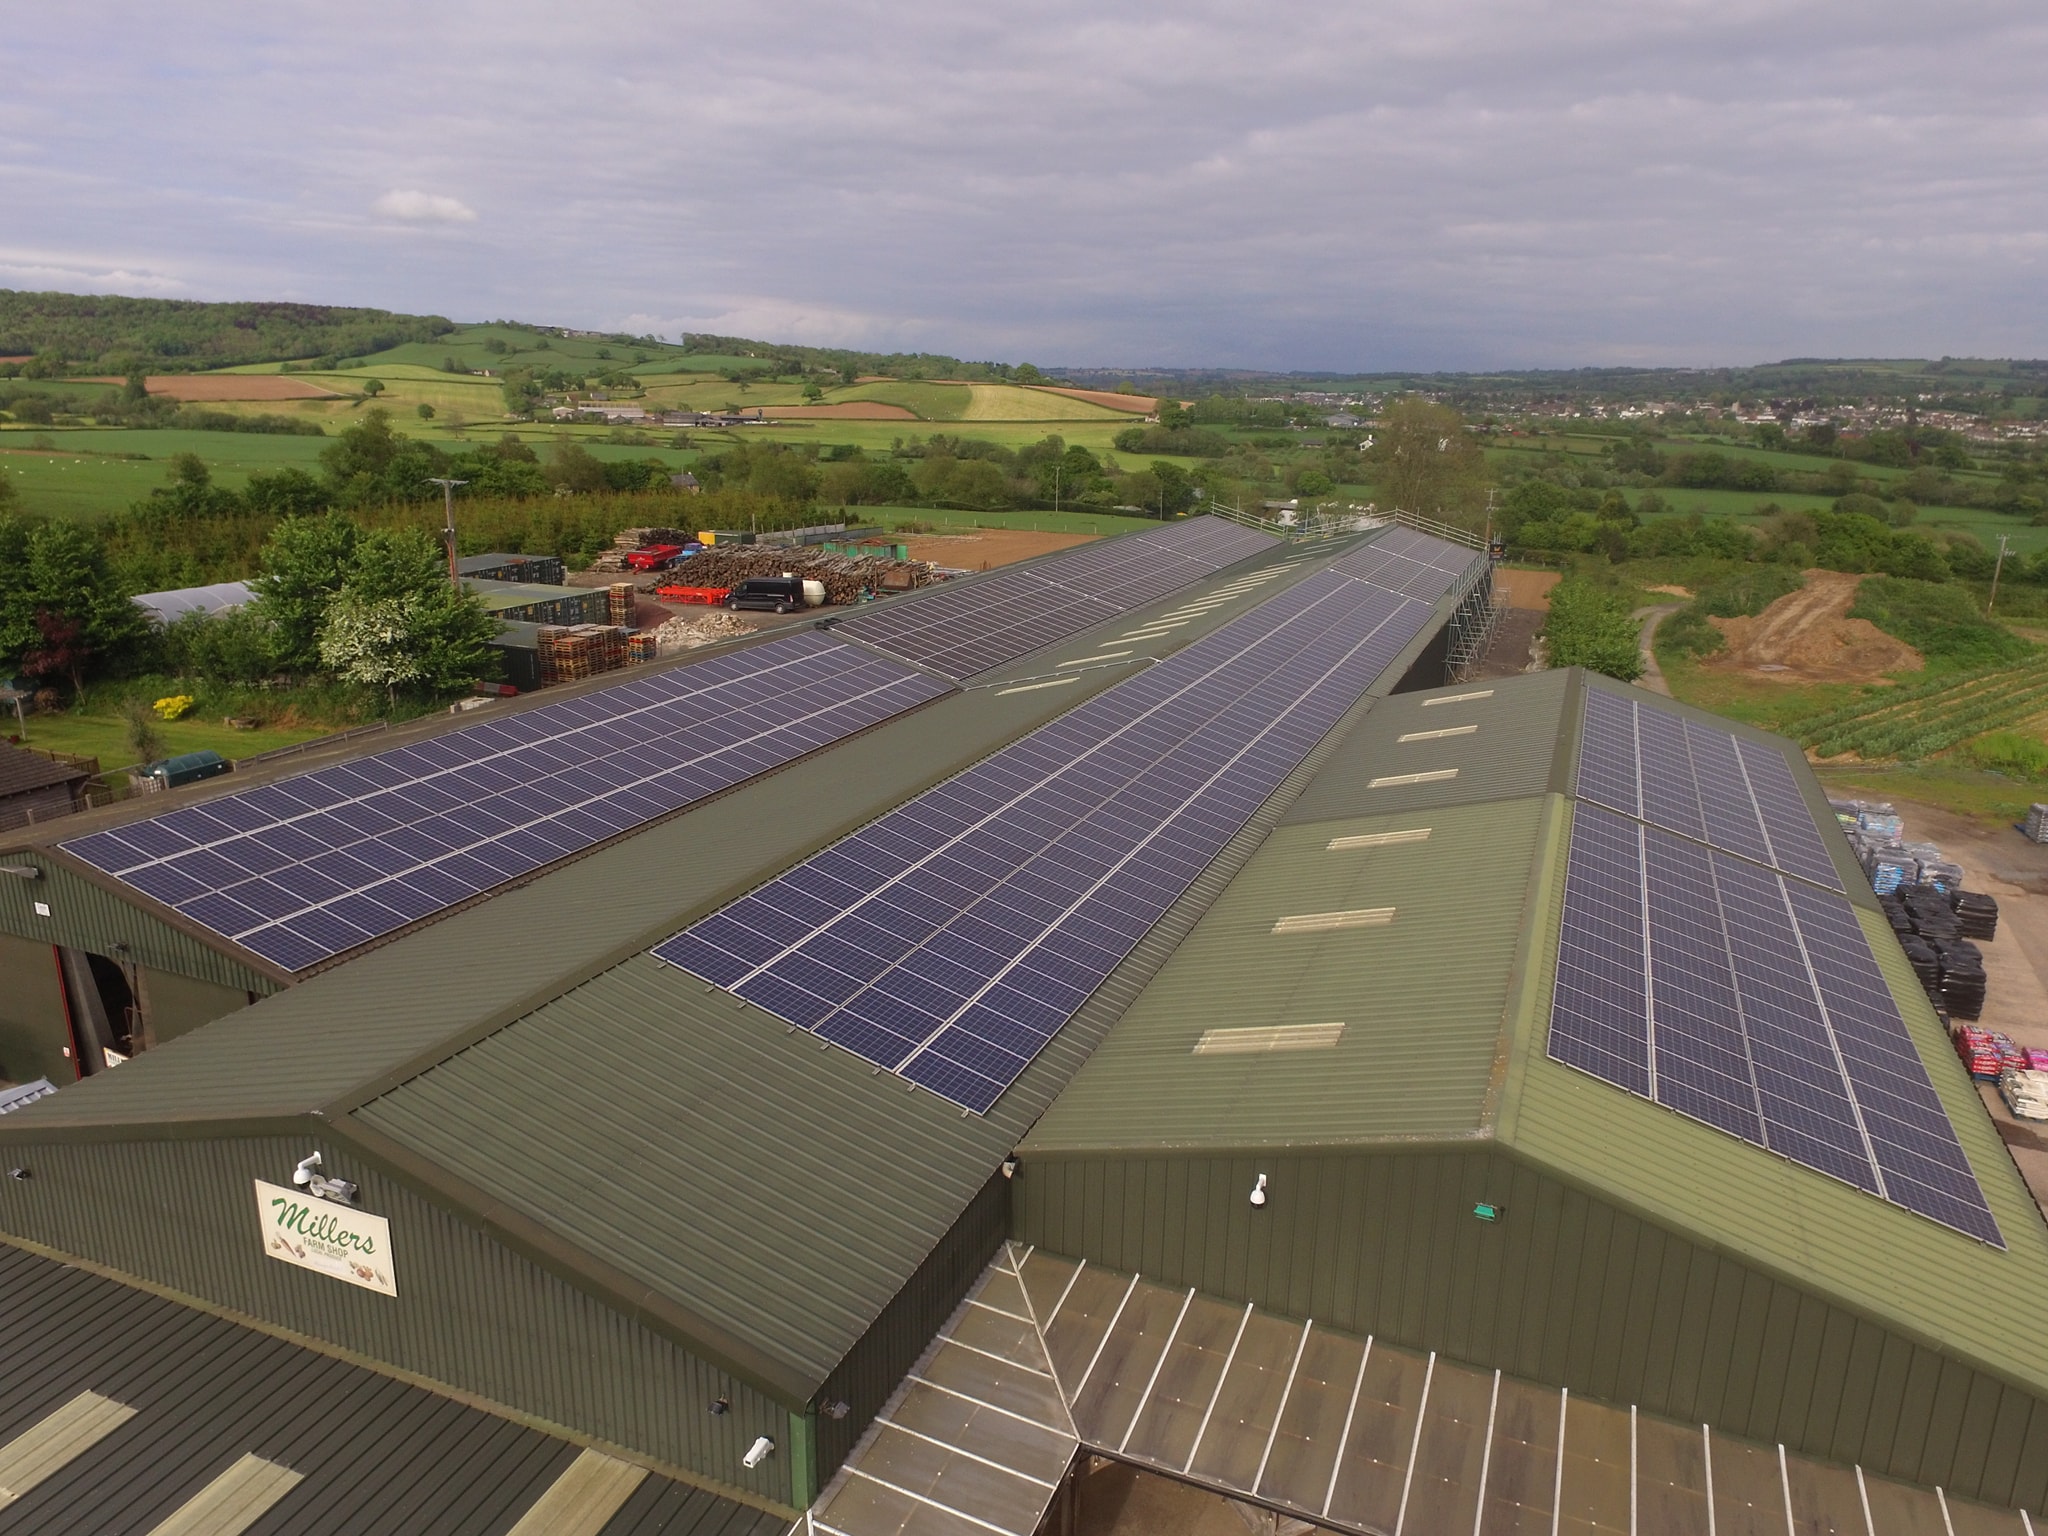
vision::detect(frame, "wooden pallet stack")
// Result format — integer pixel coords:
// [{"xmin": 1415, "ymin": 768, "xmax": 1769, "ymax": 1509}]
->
[{"xmin": 538, "ymin": 625, "xmax": 630, "ymax": 684}]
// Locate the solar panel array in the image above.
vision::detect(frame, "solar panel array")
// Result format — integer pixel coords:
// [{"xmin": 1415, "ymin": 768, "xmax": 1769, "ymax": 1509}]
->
[
  {"xmin": 1551, "ymin": 804, "xmax": 2001, "ymax": 1246},
  {"xmin": 1575, "ymin": 687, "xmax": 1843, "ymax": 890},
  {"xmin": 656, "ymin": 568, "xmax": 1432, "ymax": 1113},
  {"xmin": 833, "ymin": 515, "xmax": 1276, "ymax": 679},
  {"xmin": 1330, "ymin": 526, "xmax": 1486, "ymax": 602},
  {"xmin": 62, "ymin": 634, "xmax": 950, "ymax": 973}
]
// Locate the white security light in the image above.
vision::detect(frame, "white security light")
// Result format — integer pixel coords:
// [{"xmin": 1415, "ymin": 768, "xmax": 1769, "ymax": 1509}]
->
[{"xmin": 291, "ymin": 1152, "xmax": 359, "ymax": 1207}]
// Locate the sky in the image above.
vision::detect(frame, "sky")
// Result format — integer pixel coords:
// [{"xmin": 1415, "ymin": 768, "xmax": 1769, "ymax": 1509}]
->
[{"xmin": 3, "ymin": 2, "xmax": 2046, "ymax": 372}]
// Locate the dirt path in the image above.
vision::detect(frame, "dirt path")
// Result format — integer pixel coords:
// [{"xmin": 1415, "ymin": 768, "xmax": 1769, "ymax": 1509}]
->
[
  {"xmin": 1634, "ymin": 605, "xmax": 1683, "ymax": 696},
  {"xmin": 1706, "ymin": 569, "xmax": 1922, "ymax": 683},
  {"xmin": 902, "ymin": 529, "xmax": 1096, "ymax": 570}
]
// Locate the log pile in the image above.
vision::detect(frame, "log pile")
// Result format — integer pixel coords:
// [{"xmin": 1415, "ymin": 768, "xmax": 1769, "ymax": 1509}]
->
[
  {"xmin": 631, "ymin": 547, "xmax": 936, "ymax": 605},
  {"xmin": 648, "ymin": 611, "xmax": 758, "ymax": 655}
]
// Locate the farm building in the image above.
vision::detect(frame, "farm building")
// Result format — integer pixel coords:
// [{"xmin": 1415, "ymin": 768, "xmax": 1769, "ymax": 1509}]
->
[
  {"xmin": 129, "ymin": 579, "xmax": 254, "ymax": 626},
  {"xmin": 467, "ymin": 575, "xmax": 614, "ymax": 626},
  {"xmin": 0, "ymin": 515, "xmax": 2037, "ymax": 1533},
  {"xmin": 0, "ymin": 742, "xmax": 94, "ymax": 836},
  {"xmin": 456, "ymin": 550, "xmax": 568, "ymax": 585}
]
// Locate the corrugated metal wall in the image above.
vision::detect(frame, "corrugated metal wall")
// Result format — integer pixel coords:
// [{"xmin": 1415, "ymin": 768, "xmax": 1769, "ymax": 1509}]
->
[
  {"xmin": 0, "ymin": 857, "xmax": 276, "ymax": 996},
  {"xmin": 811, "ymin": 1173, "xmax": 1009, "ymax": 1491},
  {"xmin": 0, "ymin": 934, "xmax": 70, "ymax": 1084},
  {"xmin": 136, "ymin": 967, "xmax": 252, "ymax": 1046},
  {"xmin": 1011, "ymin": 1146, "xmax": 2048, "ymax": 1510},
  {"xmin": 0, "ymin": 1132, "xmax": 798, "ymax": 1512}
]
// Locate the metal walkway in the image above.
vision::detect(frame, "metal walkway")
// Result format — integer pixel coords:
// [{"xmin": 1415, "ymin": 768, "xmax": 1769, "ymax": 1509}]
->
[{"xmin": 803, "ymin": 1244, "xmax": 2041, "ymax": 1535}]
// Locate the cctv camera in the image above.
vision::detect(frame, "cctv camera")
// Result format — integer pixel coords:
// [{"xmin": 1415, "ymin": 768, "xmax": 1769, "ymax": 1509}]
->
[
  {"xmin": 293, "ymin": 1153, "xmax": 322, "ymax": 1188},
  {"xmin": 743, "ymin": 1436, "xmax": 775, "ymax": 1469},
  {"xmin": 1249, "ymin": 1173, "xmax": 1268, "ymax": 1208}
]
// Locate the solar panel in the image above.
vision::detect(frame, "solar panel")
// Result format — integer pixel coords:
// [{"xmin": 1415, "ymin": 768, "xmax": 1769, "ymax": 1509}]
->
[
  {"xmin": 62, "ymin": 633, "xmax": 951, "ymax": 972},
  {"xmin": 656, "ymin": 568, "xmax": 1433, "ymax": 1113},
  {"xmin": 834, "ymin": 515, "xmax": 1276, "ymax": 679},
  {"xmin": 1575, "ymin": 688, "xmax": 1844, "ymax": 890},
  {"xmin": 1550, "ymin": 803, "xmax": 2002, "ymax": 1246}
]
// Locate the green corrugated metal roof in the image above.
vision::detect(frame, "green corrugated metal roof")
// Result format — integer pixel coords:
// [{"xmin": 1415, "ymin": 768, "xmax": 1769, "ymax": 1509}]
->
[
  {"xmin": 1022, "ymin": 795, "xmax": 1552, "ymax": 1153},
  {"xmin": 0, "ymin": 676, "xmax": 1124, "ymax": 1130},
  {"xmin": 1030, "ymin": 666, "xmax": 2048, "ymax": 1406},
  {"xmin": 1281, "ymin": 668, "xmax": 1573, "ymax": 825},
  {"xmin": 1497, "ymin": 799, "xmax": 2048, "ymax": 1402}
]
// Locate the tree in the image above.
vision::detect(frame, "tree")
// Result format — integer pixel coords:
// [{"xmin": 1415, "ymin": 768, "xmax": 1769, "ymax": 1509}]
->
[
  {"xmin": 318, "ymin": 408, "xmax": 448, "ymax": 506},
  {"xmin": 317, "ymin": 536, "xmax": 498, "ymax": 703},
  {"xmin": 249, "ymin": 511, "xmax": 360, "ymax": 670},
  {"xmin": 7, "ymin": 522, "xmax": 151, "ymax": 688},
  {"xmin": 416, "ymin": 402, "xmax": 436, "ymax": 420},
  {"xmin": 546, "ymin": 438, "xmax": 609, "ymax": 493},
  {"xmin": 361, "ymin": 378, "xmax": 385, "ymax": 398},
  {"xmin": 318, "ymin": 593, "xmax": 424, "ymax": 703},
  {"xmin": 801, "ymin": 381, "xmax": 824, "ymax": 403},
  {"xmin": 1366, "ymin": 399, "xmax": 1487, "ymax": 525},
  {"xmin": 120, "ymin": 695, "xmax": 165, "ymax": 764}
]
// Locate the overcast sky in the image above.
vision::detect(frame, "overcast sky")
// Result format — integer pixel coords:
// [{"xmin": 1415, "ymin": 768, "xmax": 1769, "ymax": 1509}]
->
[{"xmin": 3, "ymin": 3, "xmax": 2045, "ymax": 371}]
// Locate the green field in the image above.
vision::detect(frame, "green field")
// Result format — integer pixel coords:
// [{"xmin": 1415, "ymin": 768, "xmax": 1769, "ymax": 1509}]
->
[{"xmin": 0, "ymin": 427, "xmax": 333, "ymax": 518}]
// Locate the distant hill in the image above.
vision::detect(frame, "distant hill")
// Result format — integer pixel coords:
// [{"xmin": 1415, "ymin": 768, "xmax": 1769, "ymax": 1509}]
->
[{"xmin": 0, "ymin": 291, "xmax": 456, "ymax": 371}]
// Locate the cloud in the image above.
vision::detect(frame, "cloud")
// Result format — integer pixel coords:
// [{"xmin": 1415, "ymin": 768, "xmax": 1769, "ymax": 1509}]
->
[
  {"xmin": 1, "ymin": 3, "xmax": 2046, "ymax": 367},
  {"xmin": 372, "ymin": 190, "xmax": 476, "ymax": 224},
  {"xmin": 0, "ymin": 251, "xmax": 186, "ymax": 295}
]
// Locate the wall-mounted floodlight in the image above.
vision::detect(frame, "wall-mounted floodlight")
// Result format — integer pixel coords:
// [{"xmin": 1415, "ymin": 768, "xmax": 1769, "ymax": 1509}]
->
[
  {"xmin": 291, "ymin": 1152, "xmax": 359, "ymax": 1207},
  {"xmin": 710, "ymin": 1397, "xmax": 729, "ymax": 1416},
  {"xmin": 1001, "ymin": 1156, "xmax": 1019, "ymax": 1180},
  {"xmin": 1249, "ymin": 1173, "xmax": 1269, "ymax": 1208},
  {"xmin": 0, "ymin": 865, "xmax": 40, "ymax": 881}
]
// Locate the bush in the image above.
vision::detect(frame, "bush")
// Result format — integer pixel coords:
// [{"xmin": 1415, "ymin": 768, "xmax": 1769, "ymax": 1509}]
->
[
  {"xmin": 1544, "ymin": 580, "xmax": 1643, "ymax": 681},
  {"xmin": 1848, "ymin": 577, "xmax": 2033, "ymax": 669},
  {"xmin": 1963, "ymin": 731, "xmax": 2048, "ymax": 779}
]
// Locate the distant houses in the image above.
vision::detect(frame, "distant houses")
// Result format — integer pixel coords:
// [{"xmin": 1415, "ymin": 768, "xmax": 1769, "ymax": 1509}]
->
[{"xmin": 549, "ymin": 404, "xmax": 764, "ymax": 427}]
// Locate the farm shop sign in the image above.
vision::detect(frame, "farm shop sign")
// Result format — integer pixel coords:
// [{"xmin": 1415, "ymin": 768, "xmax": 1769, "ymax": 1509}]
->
[{"xmin": 253, "ymin": 1180, "xmax": 397, "ymax": 1296}]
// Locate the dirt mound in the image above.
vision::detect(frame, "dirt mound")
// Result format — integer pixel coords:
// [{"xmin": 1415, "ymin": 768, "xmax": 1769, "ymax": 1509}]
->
[
  {"xmin": 1499, "ymin": 569, "xmax": 1561, "ymax": 612},
  {"xmin": 146, "ymin": 375, "xmax": 341, "ymax": 401},
  {"xmin": 902, "ymin": 529, "xmax": 1097, "ymax": 570},
  {"xmin": 1705, "ymin": 569, "xmax": 1922, "ymax": 683}
]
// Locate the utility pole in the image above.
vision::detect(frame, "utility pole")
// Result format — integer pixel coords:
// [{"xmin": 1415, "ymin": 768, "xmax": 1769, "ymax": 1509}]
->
[
  {"xmin": 1990, "ymin": 533, "xmax": 2012, "ymax": 614},
  {"xmin": 426, "ymin": 478, "xmax": 468, "ymax": 584}
]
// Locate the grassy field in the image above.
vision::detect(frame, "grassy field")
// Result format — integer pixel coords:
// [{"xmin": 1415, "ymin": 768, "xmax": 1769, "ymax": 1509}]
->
[
  {"xmin": 959, "ymin": 384, "xmax": 1125, "ymax": 421},
  {"xmin": 9, "ymin": 709, "xmax": 335, "ymax": 772},
  {"xmin": 0, "ymin": 427, "xmax": 333, "ymax": 518}
]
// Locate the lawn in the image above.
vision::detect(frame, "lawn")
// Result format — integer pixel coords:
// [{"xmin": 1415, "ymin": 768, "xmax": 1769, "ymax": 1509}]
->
[{"xmin": 9, "ymin": 709, "xmax": 337, "ymax": 773}]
